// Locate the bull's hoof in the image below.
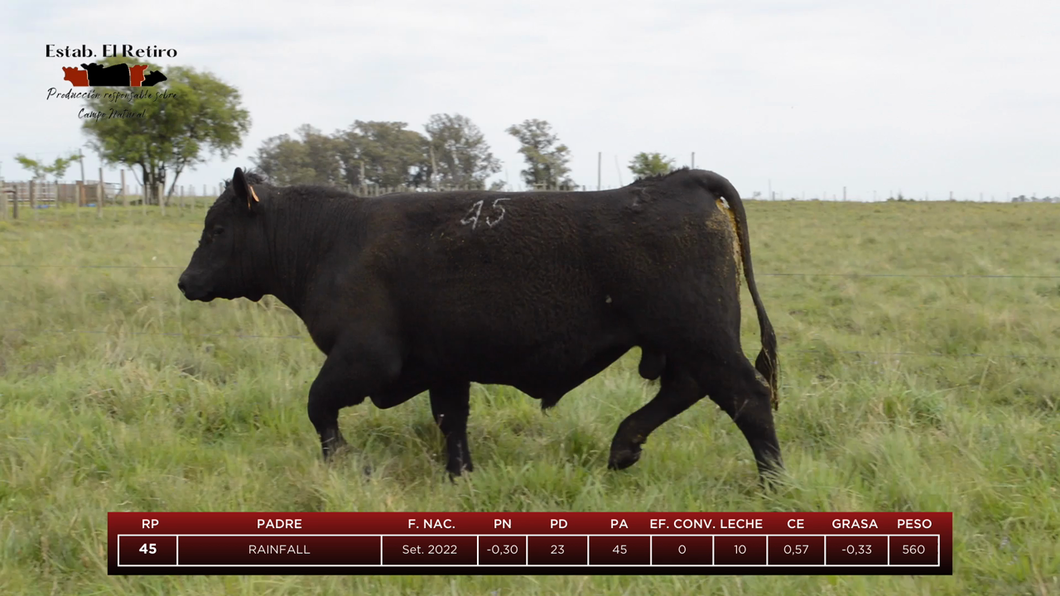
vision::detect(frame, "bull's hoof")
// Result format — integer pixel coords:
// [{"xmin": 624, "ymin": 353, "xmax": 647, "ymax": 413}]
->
[
  {"xmin": 446, "ymin": 460, "xmax": 473, "ymax": 481},
  {"xmin": 607, "ymin": 446, "xmax": 642, "ymax": 470},
  {"xmin": 756, "ymin": 460, "xmax": 784, "ymax": 491},
  {"xmin": 320, "ymin": 438, "xmax": 349, "ymax": 462},
  {"xmin": 321, "ymin": 448, "xmax": 339, "ymax": 462}
]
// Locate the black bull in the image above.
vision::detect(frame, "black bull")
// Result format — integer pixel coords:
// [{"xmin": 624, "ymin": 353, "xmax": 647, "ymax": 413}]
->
[{"xmin": 178, "ymin": 167, "xmax": 782, "ymax": 483}]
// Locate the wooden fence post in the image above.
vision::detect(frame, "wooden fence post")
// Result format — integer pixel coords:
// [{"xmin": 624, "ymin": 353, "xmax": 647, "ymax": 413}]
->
[
  {"xmin": 121, "ymin": 169, "xmax": 128, "ymax": 209},
  {"xmin": 140, "ymin": 184, "xmax": 146, "ymax": 215},
  {"xmin": 29, "ymin": 180, "xmax": 38, "ymax": 220},
  {"xmin": 0, "ymin": 179, "xmax": 7, "ymax": 220},
  {"xmin": 158, "ymin": 182, "xmax": 165, "ymax": 216},
  {"xmin": 97, "ymin": 168, "xmax": 104, "ymax": 218},
  {"xmin": 77, "ymin": 181, "xmax": 85, "ymax": 219},
  {"xmin": 179, "ymin": 185, "xmax": 185, "ymax": 211}
]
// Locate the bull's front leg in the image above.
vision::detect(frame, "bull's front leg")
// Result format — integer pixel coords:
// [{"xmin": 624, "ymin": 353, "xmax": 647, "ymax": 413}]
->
[
  {"xmin": 307, "ymin": 336, "xmax": 402, "ymax": 461},
  {"xmin": 429, "ymin": 382, "xmax": 473, "ymax": 478}
]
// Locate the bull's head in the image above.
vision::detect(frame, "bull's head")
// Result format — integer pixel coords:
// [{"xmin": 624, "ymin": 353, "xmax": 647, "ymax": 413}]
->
[{"xmin": 177, "ymin": 167, "xmax": 267, "ymax": 303}]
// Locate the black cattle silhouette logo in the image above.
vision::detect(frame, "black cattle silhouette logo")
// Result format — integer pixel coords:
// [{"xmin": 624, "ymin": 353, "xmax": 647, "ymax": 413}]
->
[
  {"xmin": 141, "ymin": 69, "xmax": 167, "ymax": 86},
  {"xmin": 62, "ymin": 63, "xmax": 168, "ymax": 87}
]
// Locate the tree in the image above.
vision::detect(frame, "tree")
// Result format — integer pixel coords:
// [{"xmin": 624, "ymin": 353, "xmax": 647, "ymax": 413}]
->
[
  {"xmin": 252, "ymin": 134, "xmax": 311, "ymax": 186},
  {"xmin": 14, "ymin": 155, "xmax": 48, "ymax": 181},
  {"xmin": 424, "ymin": 113, "xmax": 501, "ymax": 189},
  {"xmin": 47, "ymin": 154, "xmax": 79, "ymax": 182},
  {"xmin": 505, "ymin": 119, "xmax": 574, "ymax": 189},
  {"xmin": 252, "ymin": 124, "xmax": 342, "ymax": 186},
  {"xmin": 628, "ymin": 152, "xmax": 676, "ymax": 179},
  {"xmin": 81, "ymin": 57, "xmax": 250, "ymax": 205},
  {"xmin": 335, "ymin": 121, "xmax": 430, "ymax": 188},
  {"xmin": 14, "ymin": 153, "xmax": 78, "ymax": 182}
]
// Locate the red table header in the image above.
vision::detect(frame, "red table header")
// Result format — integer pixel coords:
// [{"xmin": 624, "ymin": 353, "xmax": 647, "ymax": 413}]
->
[{"xmin": 108, "ymin": 512, "xmax": 951, "ymax": 535}]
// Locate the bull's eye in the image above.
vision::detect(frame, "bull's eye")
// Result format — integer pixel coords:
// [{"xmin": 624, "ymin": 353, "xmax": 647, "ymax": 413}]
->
[{"xmin": 213, "ymin": 227, "xmax": 225, "ymax": 237}]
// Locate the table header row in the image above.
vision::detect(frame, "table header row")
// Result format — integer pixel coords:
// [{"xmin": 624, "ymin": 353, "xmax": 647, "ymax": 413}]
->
[{"xmin": 108, "ymin": 512, "xmax": 952, "ymax": 535}]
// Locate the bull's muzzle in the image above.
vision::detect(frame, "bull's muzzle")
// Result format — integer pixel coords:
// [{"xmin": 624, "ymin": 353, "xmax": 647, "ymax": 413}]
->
[{"xmin": 177, "ymin": 273, "xmax": 204, "ymax": 300}]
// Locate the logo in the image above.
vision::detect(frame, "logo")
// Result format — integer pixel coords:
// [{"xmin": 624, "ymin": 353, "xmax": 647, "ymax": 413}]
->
[{"xmin": 62, "ymin": 63, "xmax": 167, "ymax": 87}]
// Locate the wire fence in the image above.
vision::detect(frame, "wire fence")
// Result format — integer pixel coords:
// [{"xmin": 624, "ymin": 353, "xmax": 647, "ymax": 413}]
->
[
  {"xmin": 1, "ymin": 325, "xmax": 1054, "ymax": 364},
  {"xmin": 3, "ymin": 177, "xmax": 1059, "ymax": 207},
  {"xmin": 1, "ymin": 267, "xmax": 1057, "ymax": 362},
  {"xmin": 2, "ymin": 327, "xmax": 302, "ymax": 340},
  {"xmin": 2, "ymin": 263, "xmax": 1059, "ymax": 279},
  {"xmin": 0, "ymin": 180, "xmax": 592, "ymax": 221},
  {"xmin": 2, "ymin": 260, "xmax": 1057, "ymax": 365}
]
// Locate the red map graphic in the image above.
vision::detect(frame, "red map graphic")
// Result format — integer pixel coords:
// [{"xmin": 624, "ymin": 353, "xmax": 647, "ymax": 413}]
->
[
  {"xmin": 63, "ymin": 66, "xmax": 89, "ymax": 87},
  {"xmin": 130, "ymin": 64, "xmax": 149, "ymax": 86}
]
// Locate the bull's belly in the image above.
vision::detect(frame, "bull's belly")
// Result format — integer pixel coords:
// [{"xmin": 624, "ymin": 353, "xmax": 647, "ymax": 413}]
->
[
  {"xmin": 467, "ymin": 341, "xmax": 633, "ymax": 387},
  {"xmin": 369, "ymin": 338, "xmax": 632, "ymax": 409},
  {"xmin": 410, "ymin": 319, "xmax": 634, "ymax": 389}
]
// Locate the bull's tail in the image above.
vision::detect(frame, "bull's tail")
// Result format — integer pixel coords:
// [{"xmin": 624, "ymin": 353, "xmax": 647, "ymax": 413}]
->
[{"xmin": 694, "ymin": 170, "xmax": 780, "ymax": 410}]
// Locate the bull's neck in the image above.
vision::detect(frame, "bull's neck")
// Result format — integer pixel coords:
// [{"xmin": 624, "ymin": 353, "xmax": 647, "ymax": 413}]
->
[{"xmin": 259, "ymin": 194, "xmax": 361, "ymax": 317}]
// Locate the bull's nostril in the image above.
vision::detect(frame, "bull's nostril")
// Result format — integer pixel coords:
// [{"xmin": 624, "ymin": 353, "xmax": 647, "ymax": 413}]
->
[{"xmin": 178, "ymin": 281, "xmax": 186, "ymax": 295}]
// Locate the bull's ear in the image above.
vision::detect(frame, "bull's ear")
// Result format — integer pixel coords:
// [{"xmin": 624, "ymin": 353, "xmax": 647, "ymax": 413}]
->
[{"xmin": 230, "ymin": 167, "xmax": 259, "ymax": 212}]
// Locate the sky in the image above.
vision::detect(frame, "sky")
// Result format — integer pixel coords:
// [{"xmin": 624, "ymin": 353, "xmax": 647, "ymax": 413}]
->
[{"xmin": 2, "ymin": 0, "xmax": 1058, "ymax": 201}]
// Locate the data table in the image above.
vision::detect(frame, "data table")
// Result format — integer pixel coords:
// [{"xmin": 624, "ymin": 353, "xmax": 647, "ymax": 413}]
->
[{"xmin": 108, "ymin": 512, "xmax": 952, "ymax": 575}]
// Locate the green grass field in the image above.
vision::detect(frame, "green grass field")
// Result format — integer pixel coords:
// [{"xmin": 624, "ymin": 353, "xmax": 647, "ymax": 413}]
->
[{"xmin": 1, "ymin": 200, "xmax": 1058, "ymax": 595}]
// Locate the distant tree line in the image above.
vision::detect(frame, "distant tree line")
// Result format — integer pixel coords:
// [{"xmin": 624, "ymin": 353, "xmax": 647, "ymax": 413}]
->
[
  {"xmin": 253, "ymin": 116, "xmax": 579, "ymax": 191},
  {"xmin": 1011, "ymin": 195, "xmax": 1057, "ymax": 203},
  {"xmin": 253, "ymin": 116, "xmax": 689, "ymax": 191}
]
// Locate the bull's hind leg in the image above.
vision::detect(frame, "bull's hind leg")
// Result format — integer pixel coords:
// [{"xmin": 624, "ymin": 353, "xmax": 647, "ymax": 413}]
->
[
  {"xmin": 429, "ymin": 382, "xmax": 473, "ymax": 477},
  {"xmin": 697, "ymin": 357, "xmax": 783, "ymax": 484},
  {"xmin": 608, "ymin": 366, "xmax": 704, "ymax": 470}
]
